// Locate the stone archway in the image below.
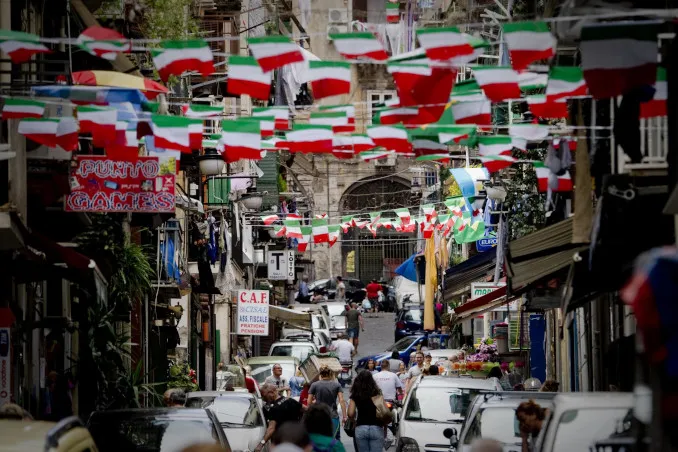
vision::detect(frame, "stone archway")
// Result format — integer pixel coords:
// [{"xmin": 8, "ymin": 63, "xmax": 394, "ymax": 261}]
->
[{"xmin": 339, "ymin": 175, "xmax": 418, "ymax": 283}]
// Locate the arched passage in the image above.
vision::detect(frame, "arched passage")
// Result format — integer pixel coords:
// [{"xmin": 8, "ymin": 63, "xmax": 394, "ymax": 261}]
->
[{"xmin": 339, "ymin": 175, "xmax": 418, "ymax": 283}]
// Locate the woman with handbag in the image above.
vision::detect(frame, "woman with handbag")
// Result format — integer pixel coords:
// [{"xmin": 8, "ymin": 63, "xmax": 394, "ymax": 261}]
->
[{"xmin": 347, "ymin": 370, "xmax": 388, "ymax": 452}]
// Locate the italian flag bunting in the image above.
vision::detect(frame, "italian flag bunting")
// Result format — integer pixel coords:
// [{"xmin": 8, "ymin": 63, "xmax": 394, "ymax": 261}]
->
[
  {"xmin": 253, "ymin": 107, "xmax": 289, "ymax": 130},
  {"xmin": 422, "ymin": 204, "xmax": 437, "ymax": 222},
  {"xmin": 247, "ymin": 35, "xmax": 304, "ymax": 72},
  {"xmin": 386, "ymin": 2, "xmax": 400, "ymax": 23},
  {"xmin": 479, "ymin": 155, "xmax": 517, "ymax": 173},
  {"xmin": 76, "ymin": 26, "xmax": 129, "ymax": 61},
  {"xmin": 315, "ymin": 213, "xmax": 328, "ymax": 219},
  {"xmin": 640, "ymin": 67, "xmax": 667, "ymax": 118},
  {"xmin": 329, "ymin": 32, "xmax": 388, "ymax": 62},
  {"xmin": 152, "ymin": 39, "xmax": 215, "ymax": 82},
  {"xmin": 309, "ymin": 111, "xmax": 349, "ymax": 128},
  {"xmin": 478, "ymin": 136, "xmax": 526, "ymax": 156},
  {"xmin": 2, "ymin": 98, "xmax": 45, "ymax": 120},
  {"xmin": 502, "ymin": 21, "xmax": 556, "ymax": 71},
  {"xmin": 297, "ymin": 227, "xmax": 312, "ymax": 252},
  {"xmin": 413, "ymin": 139, "xmax": 449, "ymax": 162},
  {"xmin": 18, "ymin": 118, "xmax": 59, "ymax": 147},
  {"xmin": 519, "ymin": 72, "xmax": 547, "ymax": 91},
  {"xmin": 395, "ymin": 208, "xmax": 411, "ymax": 225},
  {"xmin": 367, "ymin": 125, "xmax": 412, "ymax": 154},
  {"xmin": 77, "ymin": 105, "xmax": 117, "ymax": 146},
  {"xmin": 387, "ymin": 63, "xmax": 432, "ymax": 106},
  {"xmin": 509, "ymin": 124, "xmax": 550, "ymax": 141},
  {"xmin": 308, "ymin": 61, "xmax": 352, "ymax": 99},
  {"xmin": 534, "ymin": 161, "xmax": 573, "ymax": 192},
  {"xmin": 285, "ymin": 124, "xmax": 334, "ymax": 153},
  {"xmin": 227, "ymin": 56, "xmax": 272, "ymax": 100},
  {"xmin": 527, "ymin": 95, "xmax": 568, "ymax": 119},
  {"xmin": 319, "ymin": 105, "xmax": 356, "ymax": 133},
  {"xmin": 328, "ymin": 225, "xmax": 341, "ymax": 247},
  {"xmin": 151, "ymin": 114, "xmax": 203, "ymax": 153},
  {"xmin": 546, "ymin": 67, "xmax": 588, "ymax": 101},
  {"xmin": 261, "ymin": 214, "xmax": 279, "ymax": 225},
  {"xmin": 373, "ymin": 106, "xmax": 419, "ymax": 126},
  {"xmin": 580, "ymin": 21, "xmax": 659, "ymax": 99},
  {"xmin": 451, "ymin": 99, "xmax": 492, "ymax": 126},
  {"xmin": 182, "ymin": 104, "xmax": 223, "ymax": 118},
  {"xmin": 0, "ymin": 30, "xmax": 51, "ymax": 63},
  {"xmin": 312, "ymin": 218, "xmax": 330, "ymax": 243},
  {"xmin": 56, "ymin": 117, "xmax": 80, "ymax": 152},
  {"xmin": 472, "ymin": 66, "xmax": 521, "ymax": 102},
  {"xmin": 450, "ymin": 79, "xmax": 485, "ymax": 101},
  {"xmin": 360, "ymin": 149, "xmax": 395, "ymax": 161},
  {"xmin": 416, "ymin": 27, "xmax": 473, "ymax": 61},
  {"xmin": 220, "ymin": 120, "xmax": 262, "ymax": 162},
  {"xmin": 438, "ymin": 125, "xmax": 476, "ymax": 145},
  {"xmin": 284, "ymin": 220, "xmax": 303, "ymax": 239},
  {"xmin": 273, "ymin": 225, "xmax": 287, "ymax": 238},
  {"xmin": 107, "ymin": 121, "xmax": 139, "ymax": 160},
  {"xmin": 333, "ymin": 135, "xmax": 375, "ymax": 154},
  {"xmin": 241, "ymin": 116, "xmax": 275, "ymax": 138}
]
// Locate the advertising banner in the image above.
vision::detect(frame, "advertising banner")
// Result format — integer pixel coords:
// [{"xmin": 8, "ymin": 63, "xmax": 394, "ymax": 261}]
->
[
  {"xmin": 237, "ymin": 290, "xmax": 269, "ymax": 336},
  {"xmin": 65, "ymin": 156, "xmax": 175, "ymax": 212}
]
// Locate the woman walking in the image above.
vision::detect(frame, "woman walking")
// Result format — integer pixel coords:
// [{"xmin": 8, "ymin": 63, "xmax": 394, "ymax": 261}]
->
[
  {"xmin": 347, "ymin": 370, "xmax": 385, "ymax": 452},
  {"xmin": 365, "ymin": 359, "xmax": 377, "ymax": 374}
]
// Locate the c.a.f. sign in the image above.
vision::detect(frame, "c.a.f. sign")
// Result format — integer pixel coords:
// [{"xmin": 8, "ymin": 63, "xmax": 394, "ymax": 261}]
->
[{"xmin": 237, "ymin": 290, "xmax": 269, "ymax": 336}]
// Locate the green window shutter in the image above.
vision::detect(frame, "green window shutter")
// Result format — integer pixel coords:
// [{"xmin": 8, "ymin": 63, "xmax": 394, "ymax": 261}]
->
[{"xmin": 208, "ymin": 177, "xmax": 230, "ymax": 204}]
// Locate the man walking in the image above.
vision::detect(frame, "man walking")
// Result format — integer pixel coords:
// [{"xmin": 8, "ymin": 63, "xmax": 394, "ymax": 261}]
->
[
  {"xmin": 257, "ymin": 383, "xmax": 305, "ymax": 452},
  {"xmin": 365, "ymin": 279, "xmax": 383, "ymax": 313},
  {"xmin": 373, "ymin": 360, "xmax": 403, "ymax": 403},
  {"xmin": 264, "ymin": 363, "xmax": 292, "ymax": 396},
  {"xmin": 330, "ymin": 333, "xmax": 355, "ymax": 363},
  {"xmin": 308, "ymin": 365, "xmax": 347, "ymax": 440},
  {"xmin": 405, "ymin": 352, "xmax": 425, "ymax": 394},
  {"xmin": 344, "ymin": 303, "xmax": 364, "ymax": 354},
  {"xmin": 297, "ymin": 275, "xmax": 310, "ymax": 304}
]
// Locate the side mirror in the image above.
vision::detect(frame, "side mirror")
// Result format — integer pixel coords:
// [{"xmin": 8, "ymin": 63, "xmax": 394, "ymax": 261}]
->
[{"xmin": 443, "ymin": 427, "xmax": 458, "ymax": 446}]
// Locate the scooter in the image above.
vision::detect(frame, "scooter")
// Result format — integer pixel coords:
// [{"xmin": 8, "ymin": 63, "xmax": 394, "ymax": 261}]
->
[
  {"xmin": 384, "ymin": 400, "xmax": 401, "ymax": 435},
  {"xmin": 338, "ymin": 360, "xmax": 353, "ymax": 387}
]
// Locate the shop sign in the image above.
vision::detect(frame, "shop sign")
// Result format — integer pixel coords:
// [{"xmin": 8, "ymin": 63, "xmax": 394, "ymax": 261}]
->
[
  {"xmin": 237, "ymin": 290, "xmax": 269, "ymax": 336},
  {"xmin": 65, "ymin": 156, "xmax": 175, "ymax": 213},
  {"xmin": 470, "ymin": 282, "xmax": 506, "ymax": 299},
  {"xmin": 268, "ymin": 251, "xmax": 288, "ymax": 280},
  {"xmin": 286, "ymin": 250, "xmax": 295, "ymax": 281},
  {"xmin": 476, "ymin": 236, "xmax": 498, "ymax": 252},
  {"xmin": 0, "ymin": 328, "xmax": 10, "ymax": 405}
]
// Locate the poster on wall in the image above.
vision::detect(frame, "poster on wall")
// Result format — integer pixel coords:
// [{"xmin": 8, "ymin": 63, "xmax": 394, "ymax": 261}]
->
[
  {"xmin": 236, "ymin": 290, "xmax": 269, "ymax": 336},
  {"xmin": 65, "ymin": 156, "xmax": 175, "ymax": 212}
]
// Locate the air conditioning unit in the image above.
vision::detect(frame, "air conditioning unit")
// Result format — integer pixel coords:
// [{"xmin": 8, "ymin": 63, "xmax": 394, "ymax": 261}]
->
[
  {"xmin": 374, "ymin": 154, "xmax": 397, "ymax": 167},
  {"xmin": 327, "ymin": 24, "xmax": 348, "ymax": 38},
  {"xmin": 328, "ymin": 8, "xmax": 349, "ymax": 24}
]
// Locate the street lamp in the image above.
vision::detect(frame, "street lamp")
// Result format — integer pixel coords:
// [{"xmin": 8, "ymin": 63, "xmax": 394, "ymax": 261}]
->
[{"xmin": 196, "ymin": 148, "xmax": 225, "ymax": 176}]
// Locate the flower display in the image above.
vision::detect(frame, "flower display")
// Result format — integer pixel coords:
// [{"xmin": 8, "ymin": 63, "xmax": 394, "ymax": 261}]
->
[{"xmin": 466, "ymin": 337, "xmax": 500, "ymax": 363}]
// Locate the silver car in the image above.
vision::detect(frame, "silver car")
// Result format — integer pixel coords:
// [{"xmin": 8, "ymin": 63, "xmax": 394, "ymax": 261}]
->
[
  {"xmin": 319, "ymin": 302, "xmax": 349, "ymax": 339},
  {"xmin": 186, "ymin": 391, "xmax": 267, "ymax": 452}
]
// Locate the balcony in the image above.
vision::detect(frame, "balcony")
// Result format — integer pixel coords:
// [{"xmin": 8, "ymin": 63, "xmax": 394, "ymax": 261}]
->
[{"xmin": 154, "ymin": 219, "xmax": 186, "ymax": 298}]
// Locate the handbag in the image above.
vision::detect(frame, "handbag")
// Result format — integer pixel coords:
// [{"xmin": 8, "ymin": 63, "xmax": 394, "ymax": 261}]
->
[
  {"xmin": 372, "ymin": 393, "xmax": 394, "ymax": 425},
  {"xmin": 343, "ymin": 417, "xmax": 355, "ymax": 437}
]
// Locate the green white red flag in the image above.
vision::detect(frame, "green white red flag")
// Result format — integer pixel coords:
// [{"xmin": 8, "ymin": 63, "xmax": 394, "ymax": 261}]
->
[
  {"xmin": 247, "ymin": 35, "xmax": 304, "ymax": 72},
  {"xmin": 422, "ymin": 204, "xmax": 437, "ymax": 222},
  {"xmin": 77, "ymin": 105, "xmax": 117, "ymax": 146},
  {"xmin": 151, "ymin": 39, "xmax": 215, "ymax": 82},
  {"xmin": 227, "ymin": 55, "xmax": 272, "ymax": 100},
  {"xmin": 640, "ymin": 67, "xmax": 667, "ymax": 118},
  {"xmin": 509, "ymin": 124, "xmax": 550, "ymax": 141},
  {"xmin": 312, "ymin": 218, "xmax": 330, "ymax": 243},
  {"xmin": 438, "ymin": 125, "xmax": 476, "ymax": 144},
  {"xmin": 107, "ymin": 121, "xmax": 139, "ymax": 160},
  {"xmin": 0, "ymin": 30, "xmax": 51, "ymax": 63},
  {"xmin": 18, "ymin": 118, "xmax": 59, "ymax": 147},
  {"xmin": 76, "ymin": 26, "xmax": 129, "ymax": 61},
  {"xmin": 413, "ymin": 139, "xmax": 449, "ymax": 162},
  {"xmin": 534, "ymin": 161, "xmax": 573, "ymax": 192},
  {"xmin": 478, "ymin": 136, "xmax": 526, "ymax": 156},
  {"xmin": 297, "ymin": 226, "xmax": 312, "ymax": 252},
  {"xmin": 580, "ymin": 21, "xmax": 659, "ymax": 99},
  {"xmin": 328, "ymin": 225, "xmax": 341, "ymax": 247},
  {"xmin": 360, "ymin": 149, "xmax": 394, "ymax": 161},
  {"xmin": 373, "ymin": 106, "xmax": 419, "ymax": 126},
  {"xmin": 386, "ymin": 2, "xmax": 400, "ymax": 23},
  {"xmin": 451, "ymin": 99, "xmax": 492, "ymax": 126},
  {"xmin": 473, "ymin": 66, "xmax": 521, "ymax": 102},
  {"xmin": 415, "ymin": 27, "xmax": 473, "ymax": 61},
  {"xmin": 55, "ymin": 117, "xmax": 80, "ymax": 152},
  {"xmin": 284, "ymin": 220, "xmax": 303, "ymax": 239},
  {"xmin": 151, "ymin": 114, "xmax": 203, "ymax": 153},
  {"xmin": 261, "ymin": 214, "xmax": 279, "ymax": 225},
  {"xmin": 545, "ymin": 67, "xmax": 588, "ymax": 101},
  {"xmin": 479, "ymin": 155, "xmax": 518, "ymax": 173},
  {"xmin": 395, "ymin": 208, "xmax": 411, "ymax": 225},
  {"xmin": 285, "ymin": 124, "xmax": 334, "ymax": 153},
  {"xmin": 333, "ymin": 135, "xmax": 375, "ymax": 154},
  {"xmin": 182, "ymin": 104, "xmax": 223, "ymax": 118},
  {"xmin": 1, "ymin": 98, "xmax": 45, "ymax": 120},
  {"xmin": 387, "ymin": 63, "xmax": 432, "ymax": 106},
  {"xmin": 318, "ymin": 105, "xmax": 356, "ymax": 133},
  {"xmin": 329, "ymin": 32, "xmax": 388, "ymax": 62},
  {"xmin": 502, "ymin": 21, "xmax": 556, "ymax": 71},
  {"xmin": 309, "ymin": 111, "xmax": 349, "ymax": 128},
  {"xmin": 253, "ymin": 107, "xmax": 289, "ymax": 130},
  {"xmin": 272, "ymin": 225, "xmax": 287, "ymax": 238},
  {"xmin": 367, "ymin": 125, "xmax": 412, "ymax": 154},
  {"xmin": 527, "ymin": 95, "xmax": 568, "ymax": 119},
  {"xmin": 308, "ymin": 61, "xmax": 352, "ymax": 99},
  {"xmin": 220, "ymin": 120, "xmax": 262, "ymax": 163}
]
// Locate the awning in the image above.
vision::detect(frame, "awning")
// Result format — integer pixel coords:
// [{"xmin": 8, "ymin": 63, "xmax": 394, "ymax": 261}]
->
[
  {"xmin": 506, "ymin": 217, "xmax": 588, "ymax": 289},
  {"xmin": 444, "ymin": 248, "xmax": 496, "ymax": 300},
  {"xmin": 452, "ymin": 292, "xmax": 520, "ymax": 323},
  {"xmin": 454, "ymin": 285, "xmax": 507, "ymax": 315},
  {"xmin": 268, "ymin": 305, "xmax": 312, "ymax": 330}
]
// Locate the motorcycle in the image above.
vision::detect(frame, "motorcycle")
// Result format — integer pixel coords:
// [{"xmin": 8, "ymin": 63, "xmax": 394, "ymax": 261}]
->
[
  {"xmin": 338, "ymin": 360, "xmax": 353, "ymax": 387},
  {"xmin": 384, "ymin": 400, "xmax": 401, "ymax": 435}
]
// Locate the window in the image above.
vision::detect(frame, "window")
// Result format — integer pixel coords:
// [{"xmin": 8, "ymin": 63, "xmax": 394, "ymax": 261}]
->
[
  {"xmin": 404, "ymin": 387, "xmax": 483, "ymax": 423},
  {"xmin": 367, "ymin": 90, "xmax": 397, "ymax": 124}
]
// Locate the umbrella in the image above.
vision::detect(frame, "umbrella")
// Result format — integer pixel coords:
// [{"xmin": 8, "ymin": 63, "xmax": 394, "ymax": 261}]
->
[
  {"xmin": 32, "ymin": 85, "xmax": 149, "ymax": 105},
  {"xmin": 72, "ymin": 71, "xmax": 168, "ymax": 99},
  {"xmin": 395, "ymin": 252, "xmax": 426, "ymax": 283}
]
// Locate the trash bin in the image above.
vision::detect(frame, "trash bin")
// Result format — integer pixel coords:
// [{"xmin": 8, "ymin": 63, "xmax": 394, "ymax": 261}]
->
[{"xmin": 494, "ymin": 323, "xmax": 509, "ymax": 354}]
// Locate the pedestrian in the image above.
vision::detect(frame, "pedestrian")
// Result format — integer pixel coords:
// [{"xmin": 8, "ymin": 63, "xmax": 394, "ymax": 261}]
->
[
  {"xmin": 265, "ymin": 364, "xmax": 292, "ymax": 396},
  {"xmin": 387, "ymin": 350, "xmax": 404, "ymax": 373},
  {"xmin": 516, "ymin": 400, "xmax": 547, "ymax": 452},
  {"xmin": 372, "ymin": 360, "xmax": 403, "ymax": 403},
  {"xmin": 335, "ymin": 276, "xmax": 346, "ymax": 302},
  {"xmin": 405, "ymin": 352, "xmax": 425, "ymax": 393},
  {"xmin": 305, "ymin": 403, "xmax": 346, "ymax": 452},
  {"xmin": 163, "ymin": 388, "xmax": 186, "ymax": 407},
  {"xmin": 298, "ymin": 275, "xmax": 310, "ymax": 304},
  {"xmin": 271, "ymin": 422, "xmax": 312, "ymax": 452},
  {"xmin": 487, "ymin": 366, "xmax": 503, "ymax": 380},
  {"xmin": 428, "ymin": 364, "xmax": 439, "ymax": 376},
  {"xmin": 365, "ymin": 359, "xmax": 377, "ymax": 374},
  {"xmin": 257, "ymin": 383, "xmax": 305, "ymax": 452},
  {"xmin": 470, "ymin": 439, "xmax": 503, "ymax": 452},
  {"xmin": 329, "ymin": 333, "xmax": 355, "ymax": 364},
  {"xmin": 396, "ymin": 363, "xmax": 408, "ymax": 386},
  {"xmin": 347, "ymin": 370, "xmax": 385, "ymax": 452},
  {"xmin": 435, "ymin": 301, "xmax": 444, "ymax": 316},
  {"xmin": 242, "ymin": 367, "xmax": 259, "ymax": 394},
  {"xmin": 424, "ymin": 352, "xmax": 433, "ymax": 370},
  {"xmin": 308, "ymin": 365, "xmax": 346, "ymax": 440},
  {"xmin": 344, "ymin": 303, "xmax": 365, "ymax": 354},
  {"xmin": 365, "ymin": 280, "xmax": 383, "ymax": 313},
  {"xmin": 290, "ymin": 368, "xmax": 306, "ymax": 398}
]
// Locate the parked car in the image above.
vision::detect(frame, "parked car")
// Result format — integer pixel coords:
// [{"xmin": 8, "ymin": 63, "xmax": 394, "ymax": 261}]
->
[
  {"xmin": 0, "ymin": 417, "xmax": 98, "ymax": 452},
  {"xmin": 87, "ymin": 408, "xmax": 230, "ymax": 452},
  {"xmin": 296, "ymin": 278, "xmax": 366, "ymax": 302},
  {"xmin": 395, "ymin": 306, "xmax": 443, "ymax": 342},
  {"xmin": 319, "ymin": 301, "xmax": 349, "ymax": 339},
  {"xmin": 533, "ymin": 392, "xmax": 633, "ymax": 452},
  {"xmin": 356, "ymin": 333, "xmax": 450, "ymax": 369},
  {"xmin": 455, "ymin": 392, "xmax": 557, "ymax": 452},
  {"xmin": 246, "ymin": 356, "xmax": 300, "ymax": 387},
  {"xmin": 281, "ymin": 311, "xmax": 331, "ymax": 349},
  {"xmin": 186, "ymin": 391, "xmax": 267, "ymax": 452},
  {"xmin": 396, "ymin": 376, "xmax": 501, "ymax": 452},
  {"xmin": 269, "ymin": 338, "xmax": 318, "ymax": 362},
  {"xmin": 380, "ymin": 284, "xmax": 397, "ymax": 312}
]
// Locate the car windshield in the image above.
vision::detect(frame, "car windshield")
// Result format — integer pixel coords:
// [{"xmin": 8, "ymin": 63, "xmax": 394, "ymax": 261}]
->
[
  {"xmin": 313, "ymin": 315, "xmax": 327, "ymax": 330},
  {"xmin": 405, "ymin": 387, "xmax": 482, "ymax": 423},
  {"xmin": 553, "ymin": 408, "xmax": 631, "ymax": 452},
  {"xmin": 308, "ymin": 279, "xmax": 329, "ymax": 292},
  {"xmin": 186, "ymin": 396, "xmax": 262, "ymax": 427},
  {"xmin": 404, "ymin": 310, "xmax": 423, "ymax": 322},
  {"xmin": 89, "ymin": 416, "xmax": 221, "ymax": 452},
  {"xmin": 270, "ymin": 344, "xmax": 315, "ymax": 361},
  {"xmin": 463, "ymin": 407, "xmax": 526, "ymax": 445},
  {"xmin": 387, "ymin": 336, "xmax": 418, "ymax": 352},
  {"xmin": 249, "ymin": 363, "xmax": 296, "ymax": 385}
]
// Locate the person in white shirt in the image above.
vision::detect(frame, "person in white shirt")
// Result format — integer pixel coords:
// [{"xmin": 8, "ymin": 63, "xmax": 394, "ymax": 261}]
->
[
  {"xmin": 335, "ymin": 276, "xmax": 346, "ymax": 302},
  {"xmin": 373, "ymin": 360, "xmax": 403, "ymax": 402},
  {"xmin": 330, "ymin": 334, "xmax": 355, "ymax": 363}
]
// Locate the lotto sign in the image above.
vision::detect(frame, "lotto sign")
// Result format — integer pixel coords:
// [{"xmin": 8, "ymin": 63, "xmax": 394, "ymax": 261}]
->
[
  {"xmin": 65, "ymin": 156, "xmax": 175, "ymax": 213},
  {"xmin": 286, "ymin": 250, "xmax": 295, "ymax": 281},
  {"xmin": 267, "ymin": 251, "xmax": 288, "ymax": 280},
  {"xmin": 237, "ymin": 290, "xmax": 269, "ymax": 336}
]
